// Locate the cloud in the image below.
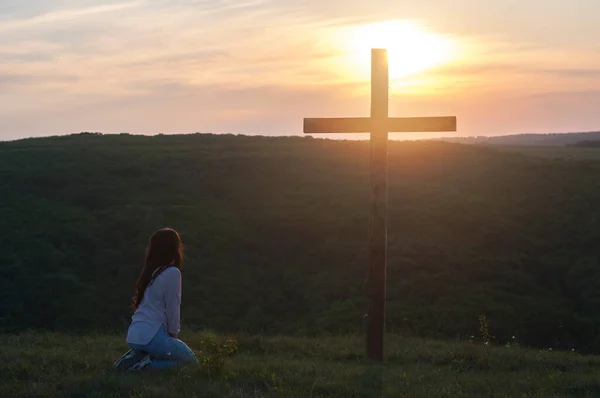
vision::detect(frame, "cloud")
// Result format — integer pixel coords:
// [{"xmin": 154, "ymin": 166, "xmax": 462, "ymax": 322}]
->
[
  {"xmin": 0, "ymin": 52, "xmax": 55, "ymax": 62},
  {"xmin": 0, "ymin": 82, "xmax": 363, "ymax": 140},
  {"xmin": 119, "ymin": 50, "xmax": 231, "ymax": 69},
  {"xmin": 0, "ymin": 73, "xmax": 78, "ymax": 87},
  {"xmin": 431, "ymin": 64, "xmax": 600, "ymax": 79},
  {"xmin": 0, "ymin": 0, "xmax": 360, "ymax": 110},
  {"xmin": 1, "ymin": 0, "xmax": 600, "ymax": 140},
  {"xmin": 525, "ymin": 90, "xmax": 600, "ymax": 101},
  {"xmin": 546, "ymin": 69, "xmax": 600, "ymax": 78},
  {"xmin": 0, "ymin": 1, "xmax": 141, "ymax": 30}
]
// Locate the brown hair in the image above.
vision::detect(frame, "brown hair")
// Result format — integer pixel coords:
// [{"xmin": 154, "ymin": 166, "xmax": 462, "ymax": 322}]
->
[{"xmin": 131, "ymin": 228, "xmax": 183, "ymax": 310}]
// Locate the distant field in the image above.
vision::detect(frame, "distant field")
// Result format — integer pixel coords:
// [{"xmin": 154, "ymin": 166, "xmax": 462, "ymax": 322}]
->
[
  {"xmin": 2, "ymin": 331, "xmax": 600, "ymax": 397},
  {"xmin": 496, "ymin": 145, "xmax": 600, "ymax": 160}
]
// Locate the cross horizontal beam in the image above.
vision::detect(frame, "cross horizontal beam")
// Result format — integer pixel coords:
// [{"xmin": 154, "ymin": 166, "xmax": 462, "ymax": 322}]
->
[{"xmin": 304, "ymin": 116, "xmax": 456, "ymax": 134}]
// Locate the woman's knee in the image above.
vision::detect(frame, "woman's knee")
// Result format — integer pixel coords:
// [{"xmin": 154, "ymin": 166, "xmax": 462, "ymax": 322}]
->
[{"xmin": 171, "ymin": 339, "xmax": 198, "ymax": 363}]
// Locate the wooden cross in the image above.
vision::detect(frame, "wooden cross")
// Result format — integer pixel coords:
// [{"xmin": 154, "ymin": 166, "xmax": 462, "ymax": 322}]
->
[{"xmin": 303, "ymin": 48, "xmax": 457, "ymax": 362}]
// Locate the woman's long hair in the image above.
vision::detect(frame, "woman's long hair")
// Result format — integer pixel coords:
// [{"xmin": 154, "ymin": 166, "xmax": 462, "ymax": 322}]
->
[{"xmin": 131, "ymin": 228, "xmax": 183, "ymax": 310}]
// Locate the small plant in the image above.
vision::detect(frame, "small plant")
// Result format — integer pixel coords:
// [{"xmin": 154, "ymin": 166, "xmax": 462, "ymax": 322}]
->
[
  {"xmin": 196, "ymin": 338, "xmax": 238, "ymax": 377},
  {"xmin": 479, "ymin": 315, "xmax": 490, "ymax": 345},
  {"xmin": 506, "ymin": 335, "xmax": 520, "ymax": 348}
]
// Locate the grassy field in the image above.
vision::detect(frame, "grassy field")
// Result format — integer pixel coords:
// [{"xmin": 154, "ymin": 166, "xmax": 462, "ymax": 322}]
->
[
  {"xmin": 496, "ymin": 145, "xmax": 600, "ymax": 160},
  {"xmin": 3, "ymin": 331, "xmax": 600, "ymax": 397}
]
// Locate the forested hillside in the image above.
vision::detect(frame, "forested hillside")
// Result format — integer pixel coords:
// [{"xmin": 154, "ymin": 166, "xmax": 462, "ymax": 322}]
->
[
  {"xmin": 440, "ymin": 131, "xmax": 600, "ymax": 146},
  {"xmin": 572, "ymin": 140, "xmax": 600, "ymax": 148},
  {"xmin": 2, "ymin": 133, "xmax": 600, "ymax": 352}
]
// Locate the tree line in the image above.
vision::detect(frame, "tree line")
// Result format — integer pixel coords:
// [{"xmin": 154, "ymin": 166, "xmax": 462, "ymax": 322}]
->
[{"xmin": 2, "ymin": 133, "xmax": 600, "ymax": 352}]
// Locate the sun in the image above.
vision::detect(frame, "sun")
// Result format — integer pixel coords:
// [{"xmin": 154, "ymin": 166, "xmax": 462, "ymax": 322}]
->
[{"xmin": 343, "ymin": 20, "xmax": 455, "ymax": 82}]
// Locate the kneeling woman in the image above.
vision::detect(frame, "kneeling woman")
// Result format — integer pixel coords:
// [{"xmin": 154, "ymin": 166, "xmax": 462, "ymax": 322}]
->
[{"xmin": 115, "ymin": 228, "xmax": 198, "ymax": 371}]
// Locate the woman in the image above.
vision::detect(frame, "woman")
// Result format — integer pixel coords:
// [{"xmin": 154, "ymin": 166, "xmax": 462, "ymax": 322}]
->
[{"xmin": 114, "ymin": 228, "xmax": 198, "ymax": 371}]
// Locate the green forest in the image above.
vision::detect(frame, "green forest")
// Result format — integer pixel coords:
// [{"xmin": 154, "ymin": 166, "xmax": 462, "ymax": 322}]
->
[{"xmin": 2, "ymin": 133, "xmax": 600, "ymax": 353}]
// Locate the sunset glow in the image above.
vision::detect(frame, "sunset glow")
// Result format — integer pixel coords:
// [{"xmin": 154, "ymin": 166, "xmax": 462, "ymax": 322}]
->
[
  {"xmin": 1, "ymin": 1, "xmax": 600, "ymax": 140},
  {"xmin": 343, "ymin": 21, "xmax": 457, "ymax": 85}
]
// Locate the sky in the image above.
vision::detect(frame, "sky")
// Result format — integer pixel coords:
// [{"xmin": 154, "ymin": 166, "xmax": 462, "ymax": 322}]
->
[{"xmin": 1, "ymin": 0, "xmax": 599, "ymax": 141}]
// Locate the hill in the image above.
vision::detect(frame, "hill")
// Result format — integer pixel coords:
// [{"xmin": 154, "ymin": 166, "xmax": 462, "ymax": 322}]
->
[
  {"xmin": 492, "ymin": 145, "xmax": 600, "ymax": 161},
  {"xmin": 2, "ymin": 330, "xmax": 600, "ymax": 397},
  {"xmin": 2, "ymin": 133, "xmax": 600, "ymax": 352},
  {"xmin": 439, "ymin": 131, "xmax": 600, "ymax": 146},
  {"xmin": 571, "ymin": 140, "xmax": 600, "ymax": 148}
]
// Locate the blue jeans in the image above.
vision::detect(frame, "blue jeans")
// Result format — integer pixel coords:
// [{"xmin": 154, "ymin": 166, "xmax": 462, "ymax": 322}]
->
[{"xmin": 128, "ymin": 325, "xmax": 199, "ymax": 370}]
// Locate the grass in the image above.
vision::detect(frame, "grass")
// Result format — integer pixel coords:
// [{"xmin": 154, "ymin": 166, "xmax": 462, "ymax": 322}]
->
[
  {"xmin": 3, "ymin": 331, "xmax": 600, "ymax": 397},
  {"xmin": 496, "ymin": 145, "xmax": 600, "ymax": 160}
]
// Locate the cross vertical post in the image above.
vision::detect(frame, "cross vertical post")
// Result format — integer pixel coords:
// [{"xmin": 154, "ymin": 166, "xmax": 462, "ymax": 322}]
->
[
  {"xmin": 303, "ymin": 48, "xmax": 456, "ymax": 362},
  {"xmin": 368, "ymin": 49, "xmax": 388, "ymax": 362}
]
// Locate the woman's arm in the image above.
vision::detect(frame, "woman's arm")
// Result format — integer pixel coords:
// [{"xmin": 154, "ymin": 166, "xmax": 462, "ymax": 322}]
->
[{"xmin": 163, "ymin": 268, "xmax": 182, "ymax": 338}]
